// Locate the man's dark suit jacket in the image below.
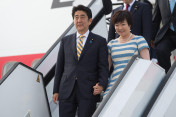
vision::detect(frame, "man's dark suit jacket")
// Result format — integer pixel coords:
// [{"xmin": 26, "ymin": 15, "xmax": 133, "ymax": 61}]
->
[
  {"xmin": 53, "ymin": 32, "xmax": 109, "ymax": 101},
  {"xmin": 152, "ymin": 0, "xmax": 176, "ymax": 44},
  {"xmin": 108, "ymin": 1, "xmax": 152, "ymax": 46}
]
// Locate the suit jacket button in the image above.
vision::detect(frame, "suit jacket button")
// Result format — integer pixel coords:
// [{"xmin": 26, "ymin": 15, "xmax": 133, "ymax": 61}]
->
[{"xmin": 74, "ymin": 76, "xmax": 77, "ymax": 80}]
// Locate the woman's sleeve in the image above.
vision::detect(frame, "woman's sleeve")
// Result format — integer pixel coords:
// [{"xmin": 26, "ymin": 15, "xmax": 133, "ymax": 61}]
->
[{"xmin": 137, "ymin": 36, "xmax": 150, "ymax": 53}]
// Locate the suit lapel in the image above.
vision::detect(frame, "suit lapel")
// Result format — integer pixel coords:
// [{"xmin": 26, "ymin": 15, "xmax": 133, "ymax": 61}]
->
[
  {"xmin": 130, "ymin": 1, "xmax": 138, "ymax": 14},
  {"xmin": 167, "ymin": 0, "xmax": 170, "ymax": 9},
  {"xmin": 78, "ymin": 32, "xmax": 93, "ymax": 61},
  {"xmin": 71, "ymin": 33, "xmax": 78, "ymax": 61}
]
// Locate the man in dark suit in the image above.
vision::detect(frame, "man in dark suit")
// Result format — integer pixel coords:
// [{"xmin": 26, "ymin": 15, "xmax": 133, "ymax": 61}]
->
[
  {"xmin": 108, "ymin": 0, "xmax": 152, "ymax": 48},
  {"xmin": 52, "ymin": 5, "xmax": 109, "ymax": 117},
  {"xmin": 152, "ymin": 0, "xmax": 176, "ymax": 73}
]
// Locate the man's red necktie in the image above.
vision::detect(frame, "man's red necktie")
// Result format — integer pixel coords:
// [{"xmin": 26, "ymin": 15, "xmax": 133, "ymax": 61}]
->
[{"xmin": 126, "ymin": 4, "xmax": 129, "ymax": 11}]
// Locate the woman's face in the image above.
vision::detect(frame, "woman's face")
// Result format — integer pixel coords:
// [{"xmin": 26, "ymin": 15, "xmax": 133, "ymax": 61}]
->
[{"xmin": 114, "ymin": 19, "xmax": 131, "ymax": 37}]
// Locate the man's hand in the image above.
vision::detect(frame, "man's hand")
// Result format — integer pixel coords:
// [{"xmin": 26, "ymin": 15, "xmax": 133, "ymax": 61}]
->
[
  {"xmin": 52, "ymin": 93, "xmax": 59, "ymax": 104},
  {"xmin": 93, "ymin": 83, "xmax": 103, "ymax": 95}
]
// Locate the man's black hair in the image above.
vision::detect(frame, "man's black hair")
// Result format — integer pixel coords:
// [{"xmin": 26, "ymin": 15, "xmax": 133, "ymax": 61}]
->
[{"xmin": 72, "ymin": 5, "xmax": 92, "ymax": 19}]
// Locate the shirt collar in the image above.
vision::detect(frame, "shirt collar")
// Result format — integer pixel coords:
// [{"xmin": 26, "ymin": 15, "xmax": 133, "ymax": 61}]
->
[
  {"xmin": 124, "ymin": 0, "xmax": 135, "ymax": 9},
  {"xmin": 77, "ymin": 30, "xmax": 89, "ymax": 39}
]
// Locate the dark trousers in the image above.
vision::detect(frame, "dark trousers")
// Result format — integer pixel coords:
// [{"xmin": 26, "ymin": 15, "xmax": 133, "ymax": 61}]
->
[
  {"xmin": 59, "ymin": 81, "xmax": 97, "ymax": 117},
  {"xmin": 155, "ymin": 29, "xmax": 176, "ymax": 73}
]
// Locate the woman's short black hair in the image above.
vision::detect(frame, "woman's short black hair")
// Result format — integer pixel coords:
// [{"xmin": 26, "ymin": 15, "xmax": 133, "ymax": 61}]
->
[
  {"xmin": 72, "ymin": 5, "xmax": 92, "ymax": 19},
  {"xmin": 112, "ymin": 10, "xmax": 133, "ymax": 26}
]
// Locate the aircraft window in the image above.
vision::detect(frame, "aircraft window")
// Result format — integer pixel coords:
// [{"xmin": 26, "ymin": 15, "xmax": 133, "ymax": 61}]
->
[{"xmin": 2, "ymin": 61, "xmax": 17, "ymax": 77}]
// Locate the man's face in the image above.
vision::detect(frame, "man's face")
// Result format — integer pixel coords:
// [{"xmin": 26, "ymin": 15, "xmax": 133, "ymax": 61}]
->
[
  {"xmin": 74, "ymin": 10, "xmax": 92, "ymax": 34},
  {"xmin": 123, "ymin": 0, "xmax": 133, "ymax": 4}
]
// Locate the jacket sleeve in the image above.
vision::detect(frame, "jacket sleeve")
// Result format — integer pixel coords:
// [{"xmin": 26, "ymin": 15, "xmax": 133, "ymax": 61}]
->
[
  {"xmin": 53, "ymin": 38, "xmax": 65, "ymax": 94},
  {"xmin": 98, "ymin": 38, "xmax": 109, "ymax": 91},
  {"xmin": 141, "ymin": 3, "xmax": 152, "ymax": 46},
  {"xmin": 152, "ymin": 0, "xmax": 161, "ymax": 41}
]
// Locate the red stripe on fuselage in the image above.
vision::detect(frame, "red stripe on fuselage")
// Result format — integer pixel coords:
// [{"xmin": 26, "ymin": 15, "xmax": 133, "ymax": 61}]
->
[{"xmin": 0, "ymin": 53, "xmax": 44, "ymax": 79}]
